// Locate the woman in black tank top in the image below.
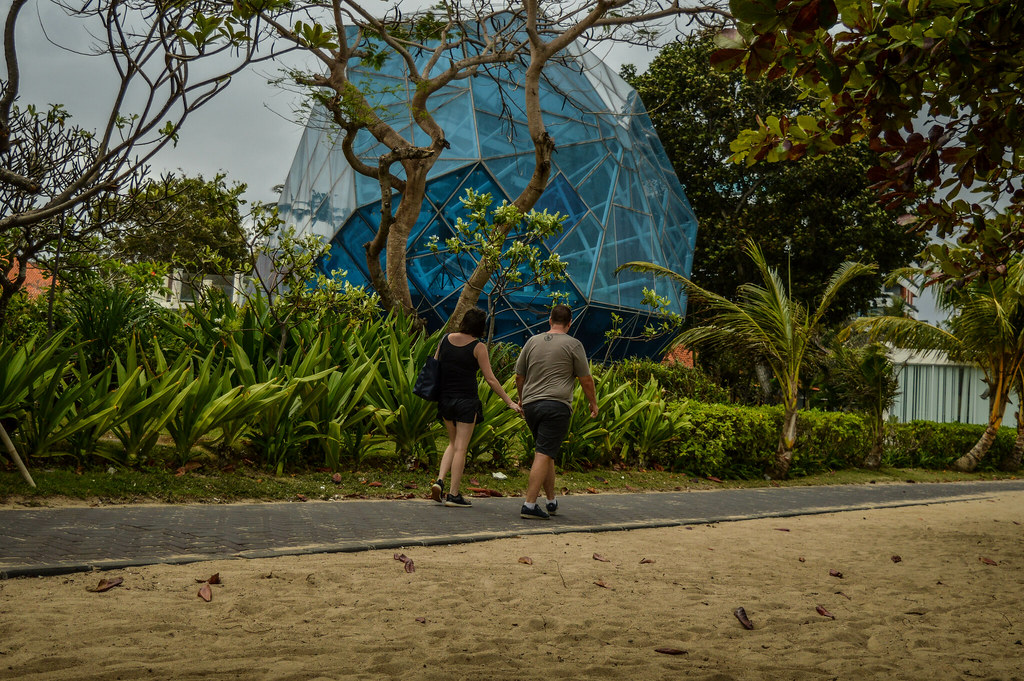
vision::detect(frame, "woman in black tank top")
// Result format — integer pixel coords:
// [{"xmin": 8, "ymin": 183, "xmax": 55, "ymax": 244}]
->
[{"xmin": 430, "ymin": 308, "xmax": 522, "ymax": 508}]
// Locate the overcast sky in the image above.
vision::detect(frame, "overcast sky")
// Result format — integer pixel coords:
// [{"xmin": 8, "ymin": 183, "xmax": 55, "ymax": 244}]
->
[{"xmin": 9, "ymin": 1, "xmax": 656, "ymax": 207}]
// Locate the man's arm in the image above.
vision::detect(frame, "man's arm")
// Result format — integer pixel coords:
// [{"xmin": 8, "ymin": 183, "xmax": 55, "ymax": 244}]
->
[
  {"xmin": 515, "ymin": 374, "xmax": 525, "ymax": 407},
  {"xmin": 579, "ymin": 375, "xmax": 598, "ymax": 419}
]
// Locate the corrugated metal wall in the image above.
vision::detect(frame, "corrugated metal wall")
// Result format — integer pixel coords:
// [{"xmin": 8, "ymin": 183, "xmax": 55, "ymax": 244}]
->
[{"xmin": 889, "ymin": 351, "xmax": 1018, "ymax": 427}]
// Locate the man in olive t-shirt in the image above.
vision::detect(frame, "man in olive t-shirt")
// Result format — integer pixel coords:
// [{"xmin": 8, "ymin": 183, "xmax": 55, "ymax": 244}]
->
[{"xmin": 514, "ymin": 304, "xmax": 598, "ymax": 520}]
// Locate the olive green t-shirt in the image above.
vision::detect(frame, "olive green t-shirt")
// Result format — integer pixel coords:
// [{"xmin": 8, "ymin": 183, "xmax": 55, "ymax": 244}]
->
[{"xmin": 515, "ymin": 332, "xmax": 591, "ymax": 408}]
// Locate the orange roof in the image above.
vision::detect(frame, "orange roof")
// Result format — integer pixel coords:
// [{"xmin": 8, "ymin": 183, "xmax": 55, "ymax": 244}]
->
[
  {"xmin": 662, "ymin": 345, "xmax": 694, "ymax": 368},
  {"xmin": 5, "ymin": 260, "xmax": 51, "ymax": 298}
]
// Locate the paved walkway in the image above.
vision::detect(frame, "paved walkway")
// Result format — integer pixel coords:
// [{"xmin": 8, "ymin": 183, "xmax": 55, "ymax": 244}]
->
[{"xmin": 3, "ymin": 479, "xmax": 1023, "ymax": 579}]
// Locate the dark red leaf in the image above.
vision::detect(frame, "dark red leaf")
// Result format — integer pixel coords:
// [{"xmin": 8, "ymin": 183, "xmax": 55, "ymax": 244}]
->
[
  {"xmin": 639, "ymin": 558, "xmax": 655, "ymax": 564},
  {"xmin": 829, "ymin": 569, "xmax": 844, "ymax": 578},
  {"xmin": 593, "ymin": 553, "xmax": 611, "ymax": 562},
  {"xmin": 775, "ymin": 528, "xmax": 790, "ymax": 532},
  {"xmin": 791, "ymin": 0, "xmax": 821, "ymax": 33},
  {"xmin": 891, "ymin": 555, "xmax": 902, "ymax": 563},
  {"xmin": 470, "ymin": 478, "xmax": 480, "ymax": 485},
  {"xmin": 707, "ymin": 476, "xmax": 723, "ymax": 483},
  {"xmin": 366, "ymin": 481, "xmax": 383, "ymax": 487},
  {"xmin": 816, "ymin": 605, "xmax": 835, "ymax": 619},
  {"xmin": 594, "ymin": 580, "xmax": 612, "ymax": 589},
  {"xmin": 734, "ymin": 607, "xmax": 754, "ymax": 630},
  {"xmin": 654, "ymin": 648, "xmax": 687, "ymax": 655},
  {"xmin": 198, "ymin": 583, "xmax": 212, "ymax": 602},
  {"xmin": 980, "ymin": 557, "xmax": 998, "ymax": 566},
  {"xmin": 415, "ymin": 617, "xmax": 426, "ymax": 624},
  {"xmin": 87, "ymin": 577, "xmax": 124, "ymax": 593},
  {"xmin": 586, "ymin": 487, "xmax": 599, "ymax": 494},
  {"xmin": 402, "ymin": 482, "xmax": 418, "ymax": 489},
  {"xmin": 798, "ymin": 557, "xmax": 806, "ymax": 562}
]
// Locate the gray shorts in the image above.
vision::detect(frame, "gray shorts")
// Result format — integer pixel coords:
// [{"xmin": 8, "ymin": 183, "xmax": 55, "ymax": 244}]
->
[{"xmin": 523, "ymin": 400, "xmax": 572, "ymax": 461}]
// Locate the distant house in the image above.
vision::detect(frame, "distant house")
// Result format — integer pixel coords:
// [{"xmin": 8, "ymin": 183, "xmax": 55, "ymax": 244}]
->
[
  {"xmin": 158, "ymin": 271, "xmax": 250, "ymax": 308},
  {"xmin": 888, "ymin": 347, "xmax": 1017, "ymax": 428},
  {"xmin": 5, "ymin": 260, "xmax": 51, "ymax": 299}
]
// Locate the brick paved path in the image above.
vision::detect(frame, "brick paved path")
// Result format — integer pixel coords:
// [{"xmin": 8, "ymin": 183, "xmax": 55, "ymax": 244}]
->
[{"xmin": 3, "ymin": 480, "xmax": 1023, "ymax": 578}]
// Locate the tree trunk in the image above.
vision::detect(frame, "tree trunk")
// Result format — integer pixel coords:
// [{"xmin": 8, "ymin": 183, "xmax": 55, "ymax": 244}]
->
[
  {"xmin": 999, "ymin": 410, "xmax": 1024, "ymax": 472},
  {"xmin": 954, "ymin": 389, "xmax": 1009, "ymax": 471},
  {"xmin": 767, "ymin": 403, "xmax": 798, "ymax": 479},
  {"xmin": 861, "ymin": 426, "xmax": 884, "ymax": 470},
  {"xmin": 0, "ymin": 421, "xmax": 35, "ymax": 487}
]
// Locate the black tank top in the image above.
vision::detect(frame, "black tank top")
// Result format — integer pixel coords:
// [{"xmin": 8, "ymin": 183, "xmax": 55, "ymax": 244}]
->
[{"xmin": 438, "ymin": 335, "xmax": 480, "ymax": 399}]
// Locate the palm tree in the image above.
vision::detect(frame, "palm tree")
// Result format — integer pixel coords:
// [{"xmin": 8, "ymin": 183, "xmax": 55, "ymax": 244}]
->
[
  {"xmin": 826, "ymin": 341, "xmax": 900, "ymax": 469},
  {"xmin": 619, "ymin": 239, "xmax": 875, "ymax": 479},
  {"xmin": 852, "ymin": 261, "xmax": 1024, "ymax": 471}
]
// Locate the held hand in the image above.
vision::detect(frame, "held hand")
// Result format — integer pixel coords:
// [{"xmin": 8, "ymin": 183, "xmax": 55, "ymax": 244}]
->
[
  {"xmin": 510, "ymin": 402, "xmax": 524, "ymax": 416},
  {"xmin": 589, "ymin": 404, "xmax": 599, "ymax": 419}
]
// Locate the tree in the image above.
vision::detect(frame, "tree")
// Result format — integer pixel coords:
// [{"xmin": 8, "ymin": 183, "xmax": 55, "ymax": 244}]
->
[
  {"xmin": 822, "ymin": 340, "xmax": 899, "ymax": 469},
  {"xmin": 1, "ymin": 0, "xmax": 287, "ymax": 329},
  {"xmin": 619, "ymin": 239, "xmax": 875, "ymax": 479},
  {"xmin": 626, "ymin": 28, "xmax": 924, "ymax": 319},
  {"xmin": 852, "ymin": 257, "xmax": 1024, "ymax": 472},
  {"xmin": 714, "ymin": 0, "xmax": 1024, "ymax": 285},
  {"xmin": 239, "ymin": 1, "xmax": 729, "ymax": 326},
  {"xmin": 104, "ymin": 173, "xmax": 250, "ymax": 268},
  {"xmin": 427, "ymin": 188, "xmax": 568, "ymax": 345}
]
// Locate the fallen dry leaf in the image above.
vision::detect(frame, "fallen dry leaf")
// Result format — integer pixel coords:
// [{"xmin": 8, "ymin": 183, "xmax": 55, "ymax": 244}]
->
[
  {"xmin": 402, "ymin": 482, "xmax": 418, "ymax": 489},
  {"xmin": 331, "ymin": 473, "xmax": 342, "ymax": 484},
  {"xmin": 415, "ymin": 617, "xmax": 426, "ymax": 624},
  {"xmin": 836, "ymin": 591, "xmax": 851, "ymax": 600},
  {"xmin": 891, "ymin": 555, "xmax": 902, "ymax": 563},
  {"xmin": 593, "ymin": 553, "xmax": 610, "ymax": 562},
  {"xmin": 654, "ymin": 648, "xmax": 687, "ymax": 656},
  {"xmin": 639, "ymin": 558, "xmax": 655, "ymax": 564},
  {"xmin": 707, "ymin": 475, "xmax": 723, "ymax": 483},
  {"xmin": 87, "ymin": 577, "xmax": 123, "ymax": 593},
  {"xmin": 295, "ymin": 494, "xmax": 308, "ymax": 502},
  {"xmin": 174, "ymin": 461, "xmax": 202, "ymax": 477},
  {"xmin": 734, "ymin": 607, "xmax": 754, "ymax": 630},
  {"xmin": 775, "ymin": 528, "xmax": 790, "ymax": 532},
  {"xmin": 815, "ymin": 605, "xmax": 835, "ymax": 619},
  {"xmin": 980, "ymin": 556, "xmax": 998, "ymax": 566},
  {"xmin": 198, "ymin": 583, "xmax": 212, "ymax": 602},
  {"xmin": 470, "ymin": 478, "xmax": 480, "ymax": 486},
  {"xmin": 586, "ymin": 487, "xmax": 598, "ymax": 494},
  {"xmin": 798, "ymin": 557, "xmax": 806, "ymax": 562},
  {"xmin": 208, "ymin": 573, "xmax": 220, "ymax": 585},
  {"xmin": 829, "ymin": 569, "xmax": 844, "ymax": 579},
  {"xmin": 467, "ymin": 486, "xmax": 504, "ymax": 497},
  {"xmin": 394, "ymin": 553, "xmax": 415, "ymax": 573},
  {"xmin": 518, "ymin": 557, "xmax": 533, "ymax": 565},
  {"xmin": 594, "ymin": 580, "xmax": 612, "ymax": 589},
  {"xmin": 560, "ymin": 486, "xmax": 570, "ymax": 495},
  {"xmin": 624, "ymin": 484, "xmax": 638, "ymax": 492},
  {"xmin": 366, "ymin": 481, "xmax": 383, "ymax": 487}
]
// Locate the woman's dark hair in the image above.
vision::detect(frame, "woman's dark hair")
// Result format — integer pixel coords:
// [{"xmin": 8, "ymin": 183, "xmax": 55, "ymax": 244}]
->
[{"xmin": 459, "ymin": 307, "xmax": 487, "ymax": 337}]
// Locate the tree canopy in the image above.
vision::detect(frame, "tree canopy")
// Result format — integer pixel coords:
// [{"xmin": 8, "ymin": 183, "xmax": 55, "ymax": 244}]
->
[
  {"xmin": 714, "ymin": 0, "xmax": 1024, "ymax": 284},
  {"xmin": 627, "ymin": 28, "xmax": 924, "ymax": 320}
]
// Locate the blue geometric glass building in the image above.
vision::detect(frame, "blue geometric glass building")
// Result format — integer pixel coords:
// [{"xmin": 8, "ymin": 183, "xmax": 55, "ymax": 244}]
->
[{"xmin": 278, "ymin": 40, "xmax": 698, "ymax": 359}]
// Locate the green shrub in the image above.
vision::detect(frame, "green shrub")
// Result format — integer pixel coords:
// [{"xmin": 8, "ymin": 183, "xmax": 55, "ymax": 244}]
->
[
  {"xmin": 884, "ymin": 420, "xmax": 1012, "ymax": 471},
  {"xmin": 672, "ymin": 402, "xmax": 779, "ymax": 478},
  {"xmin": 608, "ymin": 357, "xmax": 731, "ymax": 404}
]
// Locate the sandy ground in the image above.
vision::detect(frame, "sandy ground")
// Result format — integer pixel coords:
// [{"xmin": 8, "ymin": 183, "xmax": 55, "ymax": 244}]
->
[{"xmin": 1, "ymin": 493, "xmax": 1022, "ymax": 681}]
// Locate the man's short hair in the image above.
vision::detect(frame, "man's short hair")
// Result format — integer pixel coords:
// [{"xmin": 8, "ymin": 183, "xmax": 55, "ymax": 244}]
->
[
  {"xmin": 549, "ymin": 304, "xmax": 572, "ymax": 326},
  {"xmin": 458, "ymin": 307, "xmax": 487, "ymax": 337}
]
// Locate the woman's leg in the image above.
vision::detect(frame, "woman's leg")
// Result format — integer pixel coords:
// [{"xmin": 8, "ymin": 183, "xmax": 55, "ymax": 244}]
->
[
  {"xmin": 448, "ymin": 420, "xmax": 476, "ymax": 496},
  {"xmin": 437, "ymin": 419, "xmax": 458, "ymax": 483}
]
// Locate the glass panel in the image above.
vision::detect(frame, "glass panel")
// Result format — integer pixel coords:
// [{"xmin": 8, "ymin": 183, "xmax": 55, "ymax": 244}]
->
[
  {"xmin": 575, "ymin": 154, "xmax": 617, "ymax": 224},
  {"xmin": 544, "ymin": 113, "xmax": 600, "ymax": 147},
  {"xmin": 426, "ymin": 165, "xmax": 475, "ymax": 209},
  {"xmin": 556, "ymin": 142, "xmax": 606, "ymax": 187},
  {"xmin": 549, "ymin": 213, "xmax": 602, "ymax": 298},
  {"xmin": 476, "ymin": 110, "xmax": 532, "ymax": 157},
  {"xmin": 484, "ymin": 154, "xmax": 533, "ymax": 199},
  {"xmin": 440, "ymin": 166, "xmax": 507, "ymax": 228},
  {"xmin": 534, "ymin": 173, "xmax": 588, "ymax": 247},
  {"xmin": 424, "ymin": 91, "xmax": 479, "ymax": 159}
]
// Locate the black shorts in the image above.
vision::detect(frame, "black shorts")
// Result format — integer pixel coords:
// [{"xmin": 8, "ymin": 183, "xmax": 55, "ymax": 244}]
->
[
  {"xmin": 523, "ymin": 400, "xmax": 572, "ymax": 461},
  {"xmin": 438, "ymin": 397, "xmax": 483, "ymax": 425}
]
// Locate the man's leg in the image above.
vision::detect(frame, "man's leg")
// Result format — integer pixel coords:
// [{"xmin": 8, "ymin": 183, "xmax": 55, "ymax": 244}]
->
[
  {"xmin": 543, "ymin": 456, "xmax": 556, "ymax": 501},
  {"xmin": 525, "ymin": 451, "xmax": 551, "ymax": 504}
]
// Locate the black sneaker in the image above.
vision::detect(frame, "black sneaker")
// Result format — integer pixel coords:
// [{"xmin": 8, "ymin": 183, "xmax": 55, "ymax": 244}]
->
[
  {"xmin": 545, "ymin": 500, "xmax": 558, "ymax": 516},
  {"xmin": 443, "ymin": 493, "xmax": 472, "ymax": 508},
  {"xmin": 430, "ymin": 479, "xmax": 443, "ymax": 503},
  {"xmin": 520, "ymin": 503, "xmax": 550, "ymax": 520}
]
